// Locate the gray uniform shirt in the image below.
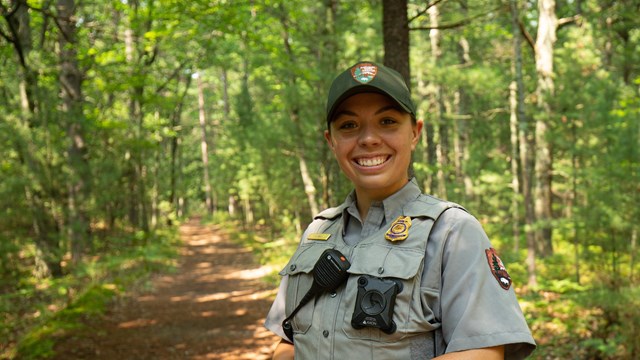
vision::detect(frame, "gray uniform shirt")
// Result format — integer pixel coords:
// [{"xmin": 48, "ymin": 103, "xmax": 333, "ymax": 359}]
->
[{"xmin": 265, "ymin": 180, "xmax": 535, "ymax": 358}]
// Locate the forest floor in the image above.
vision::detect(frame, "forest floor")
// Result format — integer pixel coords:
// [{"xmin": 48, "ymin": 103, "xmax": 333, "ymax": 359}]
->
[{"xmin": 50, "ymin": 219, "xmax": 280, "ymax": 359}]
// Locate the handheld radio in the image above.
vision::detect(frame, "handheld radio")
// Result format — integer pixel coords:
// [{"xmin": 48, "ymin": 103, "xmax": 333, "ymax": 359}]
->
[{"xmin": 282, "ymin": 248, "xmax": 351, "ymax": 342}]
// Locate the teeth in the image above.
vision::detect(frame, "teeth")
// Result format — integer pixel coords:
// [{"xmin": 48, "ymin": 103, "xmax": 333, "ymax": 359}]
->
[{"xmin": 357, "ymin": 156, "xmax": 387, "ymax": 167}]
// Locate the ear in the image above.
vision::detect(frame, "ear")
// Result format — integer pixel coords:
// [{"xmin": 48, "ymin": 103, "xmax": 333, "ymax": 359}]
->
[
  {"xmin": 324, "ymin": 130, "xmax": 335, "ymax": 151},
  {"xmin": 411, "ymin": 119, "xmax": 424, "ymax": 151}
]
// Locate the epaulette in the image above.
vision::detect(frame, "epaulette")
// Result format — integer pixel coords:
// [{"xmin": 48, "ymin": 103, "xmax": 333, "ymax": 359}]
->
[
  {"xmin": 402, "ymin": 194, "xmax": 466, "ymax": 220},
  {"xmin": 314, "ymin": 203, "xmax": 348, "ymax": 220}
]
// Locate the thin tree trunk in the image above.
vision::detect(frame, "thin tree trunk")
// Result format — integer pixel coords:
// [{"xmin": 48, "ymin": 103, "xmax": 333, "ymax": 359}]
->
[
  {"xmin": 428, "ymin": 5, "xmax": 448, "ymax": 198},
  {"xmin": 631, "ymin": 228, "xmax": 637, "ymax": 283},
  {"xmin": 228, "ymin": 194, "xmax": 237, "ymax": 217},
  {"xmin": 124, "ymin": 25, "xmax": 139, "ymax": 229},
  {"xmin": 509, "ymin": 82, "xmax": 521, "ymax": 252},
  {"xmin": 511, "ymin": 0, "xmax": 537, "ymax": 287},
  {"xmin": 571, "ymin": 120, "xmax": 581, "ymax": 285},
  {"xmin": 151, "ymin": 128, "xmax": 159, "ymax": 229},
  {"xmin": 169, "ymin": 74, "xmax": 191, "ymax": 223},
  {"xmin": 278, "ymin": 7, "xmax": 320, "ymax": 217},
  {"xmin": 534, "ymin": 0, "xmax": 556, "ymax": 257},
  {"xmin": 220, "ymin": 68, "xmax": 233, "ymax": 215},
  {"xmin": 197, "ymin": 74, "xmax": 214, "ymax": 215},
  {"xmin": 221, "ymin": 68, "xmax": 231, "ymax": 117},
  {"xmin": 455, "ymin": 14, "xmax": 472, "ymax": 201},
  {"xmin": 290, "ymin": 106, "xmax": 319, "ymax": 216},
  {"xmin": 319, "ymin": 0, "xmax": 338, "ymax": 209},
  {"xmin": 57, "ymin": 0, "xmax": 91, "ymax": 264},
  {"xmin": 243, "ymin": 197, "xmax": 254, "ymax": 226}
]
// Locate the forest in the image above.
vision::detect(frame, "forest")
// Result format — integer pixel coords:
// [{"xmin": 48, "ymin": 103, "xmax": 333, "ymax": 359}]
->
[{"xmin": 1, "ymin": 0, "xmax": 638, "ymax": 358}]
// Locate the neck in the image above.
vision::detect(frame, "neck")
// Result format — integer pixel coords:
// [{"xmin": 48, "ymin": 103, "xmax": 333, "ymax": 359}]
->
[{"xmin": 355, "ymin": 196, "xmax": 372, "ymax": 220}]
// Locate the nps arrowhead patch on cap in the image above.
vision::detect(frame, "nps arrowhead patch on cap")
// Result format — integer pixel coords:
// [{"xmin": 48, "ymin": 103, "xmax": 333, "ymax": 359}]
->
[
  {"xmin": 351, "ymin": 63, "xmax": 378, "ymax": 84},
  {"xmin": 485, "ymin": 248, "xmax": 512, "ymax": 290}
]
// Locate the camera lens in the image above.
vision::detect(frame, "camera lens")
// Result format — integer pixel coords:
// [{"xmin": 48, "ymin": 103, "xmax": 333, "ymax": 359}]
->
[{"xmin": 361, "ymin": 290, "xmax": 386, "ymax": 315}]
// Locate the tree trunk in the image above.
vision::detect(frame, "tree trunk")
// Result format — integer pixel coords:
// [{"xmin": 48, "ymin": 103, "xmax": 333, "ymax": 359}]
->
[
  {"xmin": 571, "ymin": 120, "xmax": 581, "ymax": 284},
  {"xmin": 169, "ymin": 74, "xmax": 191, "ymax": 223},
  {"xmin": 124, "ymin": 25, "xmax": 139, "ymax": 229},
  {"xmin": 534, "ymin": 0, "xmax": 556, "ymax": 257},
  {"xmin": 197, "ymin": 74, "xmax": 214, "ymax": 215},
  {"xmin": 454, "ymin": 1, "xmax": 472, "ymax": 201},
  {"xmin": 11, "ymin": 0, "xmax": 38, "ymax": 114},
  {"xmin": 11, "ymin": 1, "xmax": 61, "ymax": 275},
  {"xmin": 221, "ymin": 68, "xmax": 231, "ymax": 117},
  {"xmin": 428, "ymin": 5, "xmax": 448, "ymax": 198},
  {"xmin": 318, "ymin": 0, "xmax": 338, "ymax": 210},
  {"xmin": 509, "ymin": 82, "xmax": 521, "ymax": 252},
  {"xmin": 382, "ymin": 0, "xmax": 410, "ymax": 86},
  {"xmin": 57, "ymin": 0, "xmax": 91, "ymax": 264},
  {"xmin": 511, "ymin": 0, "xmax": 537, "ymax": 286},
  {"xmin": 278, "ymin": 7, "xmax": 320, "ymax": 217},
  {"xmin": 290, "ymin": 107, "xmax": 320, "ymax": 217},
  {"xmin": 123, "ymin": 8, "xmax": 150, "ymax": 233}
]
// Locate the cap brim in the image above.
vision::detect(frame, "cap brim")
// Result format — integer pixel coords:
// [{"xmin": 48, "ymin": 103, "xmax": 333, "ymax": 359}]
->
[{"xmin": 327, "ymin": 85, "xmax": 413, "ymax": 124}]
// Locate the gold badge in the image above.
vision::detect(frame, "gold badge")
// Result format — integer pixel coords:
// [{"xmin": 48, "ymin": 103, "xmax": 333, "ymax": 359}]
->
[
  {"xmin": 385, "ymin": 216, "xmax": 412, "ymax": 242},
  {"xmin": 307, "ymin": 233, "xmax": 331, "ymax": 241}
]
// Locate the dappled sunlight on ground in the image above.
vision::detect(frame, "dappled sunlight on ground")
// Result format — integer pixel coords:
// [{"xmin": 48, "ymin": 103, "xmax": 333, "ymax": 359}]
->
[{"xmin": 51, "ymin": 219, "xmax": 280, "ymax": 359}]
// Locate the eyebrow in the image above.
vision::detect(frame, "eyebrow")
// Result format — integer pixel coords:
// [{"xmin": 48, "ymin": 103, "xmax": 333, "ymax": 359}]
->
[
  {"xmin": 333, "ymin": 110, "xmax": 358, "ymax": 119},
  {"xmin": 374, "ymin": 105, "xmax": 403, "ymax": 115},
  {"xmin": 334, "ymin": 105, "xmax": 403, "ymax": 120}
]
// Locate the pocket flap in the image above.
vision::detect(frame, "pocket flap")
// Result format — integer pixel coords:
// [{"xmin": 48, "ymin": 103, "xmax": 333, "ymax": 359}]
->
[{"xmin": 348, "ymin": 244, "xmax": 424, "ymax": 279}]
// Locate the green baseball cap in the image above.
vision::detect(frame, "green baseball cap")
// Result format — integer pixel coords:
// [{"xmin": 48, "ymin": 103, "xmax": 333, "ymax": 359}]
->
[{"xmin": 326, "ymin": 61, "xmax": 416, "ymax": 125}]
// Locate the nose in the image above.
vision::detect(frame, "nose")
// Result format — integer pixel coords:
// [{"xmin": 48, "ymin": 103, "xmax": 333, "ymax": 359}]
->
[{"xmin": 358, "ymin": 123, "xmax": 381, "ymax": 147}]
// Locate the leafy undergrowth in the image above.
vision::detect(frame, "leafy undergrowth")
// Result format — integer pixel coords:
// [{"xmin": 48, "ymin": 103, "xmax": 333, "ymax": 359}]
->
[
  {"xmin": 522, "ymin": 285, "xmax": 640, "ymax": 360},
  {"xmin": 1, "ymin": 227, "xmax": 180, "ymax": 360}
]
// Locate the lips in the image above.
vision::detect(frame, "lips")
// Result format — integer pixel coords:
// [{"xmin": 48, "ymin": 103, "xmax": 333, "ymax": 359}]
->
[{"xmin": 355, "ymin": 155, "xmax": 389, "ymax": 167}]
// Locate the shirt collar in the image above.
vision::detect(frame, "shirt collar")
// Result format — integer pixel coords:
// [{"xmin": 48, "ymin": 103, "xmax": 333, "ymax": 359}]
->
[{"xmin": 340, "ymin": 178, "xmax": 422, "ymax": 233}]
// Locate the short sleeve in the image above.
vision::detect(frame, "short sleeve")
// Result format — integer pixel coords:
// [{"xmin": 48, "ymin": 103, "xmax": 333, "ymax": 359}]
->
[
  {"xmin": 436, "ymin": 209, "xmax": 536, "ymax": 359},
  {"xmin": 264, "ymin": 275, "xmax": 289, "ymax": 340}
]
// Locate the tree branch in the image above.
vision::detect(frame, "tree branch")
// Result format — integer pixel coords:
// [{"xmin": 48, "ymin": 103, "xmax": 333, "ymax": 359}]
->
[
  {"xmin": 410, "ymin": 6, "xmax": 500, "ymax": 31},
  {"xmin": 22, "ymin": 1, "xmax": 74, "ymax": 44},
  {"xmin": 518, "ymin": 18, "xmax": 535, "ymax": 53},
  {"xmin": 156, "ymin": 62, "xmax": 186, "ymax": 94},
  {"xmin": 557, "ymin": 14, "xmax": 581, "ymax": 30},
  {"xmin": 1, "ymin": 1, "xmax": 28, "ymax": 69},
  {"xmin": 408, "ymin": 0, "xmax": 448, "ymax": 24}
]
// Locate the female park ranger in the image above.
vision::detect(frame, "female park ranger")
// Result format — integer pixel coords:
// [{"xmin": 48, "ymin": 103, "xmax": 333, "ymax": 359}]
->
[{"xmin": 264, "ymin": 61, "xmax": 536, "ymax": 360}]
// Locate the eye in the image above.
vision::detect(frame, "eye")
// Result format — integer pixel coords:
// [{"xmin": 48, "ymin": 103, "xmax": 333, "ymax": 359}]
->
[
  {"xmin": 381, "ymin": 117, "xmax": 397, "ymax": 125},
  {"xmin": 337, "ymin": 120, "xmax": 357, "ymax": 130}
]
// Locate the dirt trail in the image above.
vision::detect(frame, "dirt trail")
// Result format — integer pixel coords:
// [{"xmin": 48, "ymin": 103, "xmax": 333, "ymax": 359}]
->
[{"xmin": 52, "ymin": 220, "xmax": 280, "ymax": 359}]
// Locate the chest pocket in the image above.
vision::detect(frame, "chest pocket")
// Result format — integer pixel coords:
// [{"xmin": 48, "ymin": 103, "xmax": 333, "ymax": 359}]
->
[
  {"xmin": 340, "ymin": 243, "xmax": 428, "ymax": 342},
  {"xmin": 281, "ymin": 242, "xmax": 335, "ymax": 335}
]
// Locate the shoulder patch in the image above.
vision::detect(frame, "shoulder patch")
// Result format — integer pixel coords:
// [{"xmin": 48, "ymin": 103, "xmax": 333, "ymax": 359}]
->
[{"xmin": 485, "ymin": 248, "xmax": 512, "ymax": 290}]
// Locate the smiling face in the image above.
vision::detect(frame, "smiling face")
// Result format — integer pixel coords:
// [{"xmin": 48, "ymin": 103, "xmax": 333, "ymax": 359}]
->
[{"xmin": 325, "ymin": 92, "xmax": 423, "ymax": 204}]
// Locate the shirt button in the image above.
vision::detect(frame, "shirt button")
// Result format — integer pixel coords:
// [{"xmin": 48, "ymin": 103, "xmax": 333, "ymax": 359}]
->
[
  {"xmin": 378, "ymin": 267, "xmax": 384, "ymax": 274},
  {"xmin": 323, "ymin": 330, "xmax": 329, "ymax": 338},
  {"xmin": 330, "ymin": 292, "xmax": 337, "ymax": 298},
  {"xmin": 289, "ymin": 264, "xmax": 297, "ymax": 271}
]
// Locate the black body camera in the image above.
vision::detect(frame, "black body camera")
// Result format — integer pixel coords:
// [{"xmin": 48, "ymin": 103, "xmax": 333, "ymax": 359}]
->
[{"xmin": 351, "ymin": 275, "xmax": 403, "ymax": 334}]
